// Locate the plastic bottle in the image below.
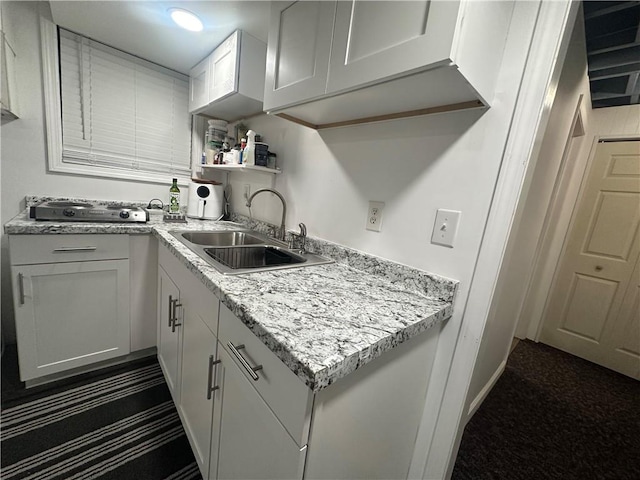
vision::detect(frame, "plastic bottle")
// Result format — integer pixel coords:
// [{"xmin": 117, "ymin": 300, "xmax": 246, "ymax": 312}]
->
[
  {"xmin": 239, "ymin": 137, "xmax": 247, "ymax": 164},
  {"xmin": 243, "ymin": 130, "xmax": 256, "ymax": 166},
  {"xmin": 169, "ymin": 178, "xmax": 180, "ymax": 213}
]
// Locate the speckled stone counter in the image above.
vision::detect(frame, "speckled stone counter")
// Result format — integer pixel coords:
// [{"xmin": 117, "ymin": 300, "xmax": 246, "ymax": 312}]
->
[{"xmin": 5, "ymin": 197, "xmax": 458, "ymax": 391}]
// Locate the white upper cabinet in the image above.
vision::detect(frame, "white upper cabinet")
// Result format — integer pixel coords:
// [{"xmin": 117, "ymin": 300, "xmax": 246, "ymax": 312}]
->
[
  {"xmin": 189, "ymin": 57, "xmax": 209, "ymax": 113},
  {"xmin": 189, "ymin": 30, "xmax": 267, "ymax": 122},
  {"xmin": 326, "ymin": 1, "xmax": 458, "ymax": 93},
  {"xmin": 209, "ymin": 31, "xmax": 239, "ymax": 103},
  {"xmin": 263, "ymin": 1, "xmax": 336, "ymax": 111},
  {"xmin": 263, "ymin": 0, "xmax": 514, "ymax": 128}
]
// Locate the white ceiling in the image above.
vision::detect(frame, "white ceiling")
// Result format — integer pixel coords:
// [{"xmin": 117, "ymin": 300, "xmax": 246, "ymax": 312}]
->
[{"xmin": 49, "ymin": 1, "xmax": 271, "ymax": 74}]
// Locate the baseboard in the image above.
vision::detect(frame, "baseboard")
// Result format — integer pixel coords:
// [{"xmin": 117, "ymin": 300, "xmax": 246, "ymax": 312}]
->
[
  {"xmin": 466, "ymin": 359, "xmax": 507, "ymax": 421},
  {"xmin": 25, "ymin": 347, "xmax": 157, "ymax": 388}
]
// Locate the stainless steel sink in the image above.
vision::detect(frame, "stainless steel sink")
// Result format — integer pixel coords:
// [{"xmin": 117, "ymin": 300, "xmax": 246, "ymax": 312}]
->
[
  {"xmin": 205, "ymin": 245, "xmax": 306, "ymax": 270},
  {"xmin": 170, "ymin": 229, "xmax": 333, "ymax": 275},
  {"xmin": 180, "ymin": 231, "xmax": 268, "ymax": 246}
]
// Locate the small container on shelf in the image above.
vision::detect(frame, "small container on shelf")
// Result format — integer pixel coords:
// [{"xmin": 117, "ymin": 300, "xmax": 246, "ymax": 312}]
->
[
  {"xmin": 255, "ymin": 142, "xmax": 269, "ymax": 167},
  {"xmin": 267, "ymin": 152, "xmax": 277, "ymax": 170}
]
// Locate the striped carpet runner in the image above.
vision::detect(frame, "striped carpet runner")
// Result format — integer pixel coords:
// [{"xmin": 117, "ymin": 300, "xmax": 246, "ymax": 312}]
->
[{"xmin": 1, "ymin": 359, "xmax": 202, "ymax": 480}]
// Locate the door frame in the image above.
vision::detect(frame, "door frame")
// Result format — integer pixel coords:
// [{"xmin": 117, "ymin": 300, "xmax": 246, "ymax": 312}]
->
[
  {"xmin": 521, "ymin": 134, "xmax": 640, "ymax": 342},
  {"xmin": 511, "ymin": 94, "xmax": 587, "ymax": 340}
]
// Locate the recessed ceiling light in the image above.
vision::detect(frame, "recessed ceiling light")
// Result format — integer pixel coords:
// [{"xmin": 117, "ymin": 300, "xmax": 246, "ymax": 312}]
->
[{"xmin": 169, "ymin": 8, "xmax": 203, "ymax": 32}]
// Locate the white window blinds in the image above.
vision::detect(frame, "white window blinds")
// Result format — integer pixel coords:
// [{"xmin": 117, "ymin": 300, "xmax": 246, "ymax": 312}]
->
[{"xmin": 59, "ymin": 29, "xmax": 191, "ymax": 178}]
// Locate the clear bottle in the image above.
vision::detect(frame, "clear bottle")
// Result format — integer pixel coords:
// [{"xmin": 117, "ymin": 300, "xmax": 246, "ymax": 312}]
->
[
  {"xmin": 239, "ymin": 137, "xmax": 247, "ymax": 164},
  {"xmin": 169, "ymin": 178, "xmax": 180, "ymax": 213}
]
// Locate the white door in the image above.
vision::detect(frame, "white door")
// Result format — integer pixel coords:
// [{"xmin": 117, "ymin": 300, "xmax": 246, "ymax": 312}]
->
[
  {"xmin": 12, "ymin": 260, "xmax": 130, "ymax": 381},
  {"xmin": 541, "ymin": 140, "xmax": 640, "ymax": 379},
  {"xmin": 605, "ymin": 257, "xmax": 640, "ymax": 378},
  {"xmin": 326, "ymin": 1, "xmax": 459, "ymax": 94},
  {"xmin": 157, "ymin": 265, "xmax": 182, "ymax": 401},
  {"xmin": 179, "ymin": 309, "xmax": 217, "ymax": 479},
  {"xmin": 210, "ymin": 345, "xmax": 306, "ymax": 480},
  {"xmin": 263, "ymin": 1, "xmax": 336, "ymax": 111}
]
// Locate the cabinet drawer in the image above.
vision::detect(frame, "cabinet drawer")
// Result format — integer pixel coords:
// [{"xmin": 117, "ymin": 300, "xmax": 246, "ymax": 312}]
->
[
  {"xmin": 9, "ymin": 234, "xmax": 129, "ymax": 265},
  {"xmin": 218, "ymin": 303, "xmax": 313, "ymax": 447}
]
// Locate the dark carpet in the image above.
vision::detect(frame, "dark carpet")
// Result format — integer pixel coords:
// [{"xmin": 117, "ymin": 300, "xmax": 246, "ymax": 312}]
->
[
  {"xmin": 1, "ymin": 349, "xmax": 202, "ymax": 480},
  {"xmin": 452, "ymin": 340, "xmax": 640, "ymax": 480}
]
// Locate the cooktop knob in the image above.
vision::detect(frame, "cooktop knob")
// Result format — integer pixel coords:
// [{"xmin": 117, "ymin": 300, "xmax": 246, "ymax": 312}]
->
[
  {"xmin": 119, "ymin": 210, "xmax": 130, "ymax": 219},
  {"xmin": 63, "ymin": 209, "xmax": 75, "ymax": 217}
]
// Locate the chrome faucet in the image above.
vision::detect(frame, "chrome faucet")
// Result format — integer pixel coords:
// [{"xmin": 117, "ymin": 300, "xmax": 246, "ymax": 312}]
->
[
  {"xmin": 246, "ymin": 188, "xmax": 287, "ymax": 241},
  {"xmin": 289, "ymin": 223, "xmax": 307, "ymax": 253}
]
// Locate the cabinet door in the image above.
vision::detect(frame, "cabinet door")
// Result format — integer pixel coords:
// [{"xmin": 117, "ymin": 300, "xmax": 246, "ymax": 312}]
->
[
  {"xmin": 12, "ymin": 260, "xmax": 130, "ymax": 381},
  {"xmin": 326, "ymin": 1, "xmax": 460, "ymax": 94},
  {"xmin": 209, "ymin": 30, "xmax": 239, "ymax": 103},
  {"xmin": 179, "ymin": 309, "xmax": 218, "ymax": 478},
  {"xmin": 210, "ymin": 346, "xmax": 306, "ymax": 480},
  {"xmin": 263, "ymin": 1, "xmax": 336, "ymax": 111},
  {"xmin": 189, "ymin": 56, "xmax": 210, "ymax": 112},
  {"xmin": 157, "ymin": 265, "xmax": 182, "ymax": 402}
]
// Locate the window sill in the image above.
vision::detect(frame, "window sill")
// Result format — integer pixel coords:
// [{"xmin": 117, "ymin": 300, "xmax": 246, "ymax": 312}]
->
[{"xmin": 50, "ymin": 162, "xmax": 191, "ymax": 187}]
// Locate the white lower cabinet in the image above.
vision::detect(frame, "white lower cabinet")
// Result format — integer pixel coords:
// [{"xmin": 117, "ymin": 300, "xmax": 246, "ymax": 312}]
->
[
  {"xmin": 211, "ymin": 345, "xmax": 306, "ymax": 480},
  {"xmin": 157, "ymin": 243, "xmax": 442, "ymax": 480},
  {"xmin": 158, "ymin": 243, "xmax": 306, "ymax": 479},
  {"xmin": 158, "ymin": 244, "xmax": 219, "ymax": 478},
  {"xmin": 180, "ymin": 309, "xmax": 218, "ymax": 476},
  {"xmin": 10, "ymin": 234, "xmax": 131, "ymax": 382},
  {"xmin": 157, "ymin": 265, "xmax": 182, "ymax": 403}
]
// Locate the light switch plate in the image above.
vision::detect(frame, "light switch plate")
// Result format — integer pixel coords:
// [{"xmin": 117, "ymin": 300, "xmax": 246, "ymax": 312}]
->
[
  {"xmin": 431, "ymin": 209, "xmax": 461, "ymax": 248},
  {"xmin": 366, "ymin": 201, "xmax": 385, "ymax": 232}
]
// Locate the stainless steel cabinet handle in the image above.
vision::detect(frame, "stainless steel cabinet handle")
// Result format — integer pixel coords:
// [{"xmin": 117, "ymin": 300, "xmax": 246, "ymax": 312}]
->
[
  {"xmin": 168, "ymin": 295, "xmax": 175, "ymax": 327},
  {"xmin": 52, "ymin": 246, "xmax": 97, "ymax": 252},
  {"xmin": 18, "ymin": 273, "xmax": 25, "ymax": 305},
  {"xmin": 207, "ymin": 355, "xmax": 221, "ymax": 400},
  {"xmin": 171, "ymin": 301, "xmax": 182, "ymax": 333},
  {"xmin": 227, "ymin": 342, "xmax": 263, "ymax": 381}
]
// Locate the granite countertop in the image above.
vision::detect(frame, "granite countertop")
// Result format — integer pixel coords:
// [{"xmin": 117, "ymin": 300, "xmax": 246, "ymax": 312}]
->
[{"xmin": 5, "ymin": 202, "xmax": 458, "ymax": 392}]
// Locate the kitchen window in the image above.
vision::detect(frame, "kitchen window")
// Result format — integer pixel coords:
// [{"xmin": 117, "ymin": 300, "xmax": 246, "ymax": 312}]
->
[{"xmin": 41, "ymin": 20, "xmax": 193, "ymax": 184}]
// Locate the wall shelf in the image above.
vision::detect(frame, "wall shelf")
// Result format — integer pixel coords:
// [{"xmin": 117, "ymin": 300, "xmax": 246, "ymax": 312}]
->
[{"xmin": 201, "ymin": 164, "xmax": 281, "ymax": 175}]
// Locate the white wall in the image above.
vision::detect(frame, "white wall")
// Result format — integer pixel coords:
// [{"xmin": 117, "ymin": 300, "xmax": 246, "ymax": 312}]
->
[
  {"xmin": 228, "ymin": 108, "xmax": 496, "ymax": 286},
  {"xmin": 591, "ymin": 104, "xmax": 640, "ymax": 136},
  {"xmin": 464, "ymin": 11, "xmax": 592, "ymax": 419},
  {"xmin": 0, "ymin": 1, "xmax": 185, "ymax": 342}
]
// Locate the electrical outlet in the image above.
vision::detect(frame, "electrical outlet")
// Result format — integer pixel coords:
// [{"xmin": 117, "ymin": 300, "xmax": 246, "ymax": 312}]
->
[
  {"xmin": 366, "ymin": 201, "xmax": 385, "ymax": 232},
  {"xmin": 431, "ymin": 209, "xmax": 461, "ymax": 248},
  {"xmin": 244, "ymin": 184, "xmax": 251, "ymax": 200}
]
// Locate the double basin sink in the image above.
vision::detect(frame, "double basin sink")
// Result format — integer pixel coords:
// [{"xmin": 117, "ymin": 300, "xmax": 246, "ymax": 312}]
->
[{"xmin": 171, "ymin": 229, "xmax": 333, "ymax": 275}]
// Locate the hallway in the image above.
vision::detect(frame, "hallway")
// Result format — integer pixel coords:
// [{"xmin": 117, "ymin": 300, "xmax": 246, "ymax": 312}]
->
[{"xmin": 453, "ymin": 340, "xmax": 639, "ymax": 479}]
